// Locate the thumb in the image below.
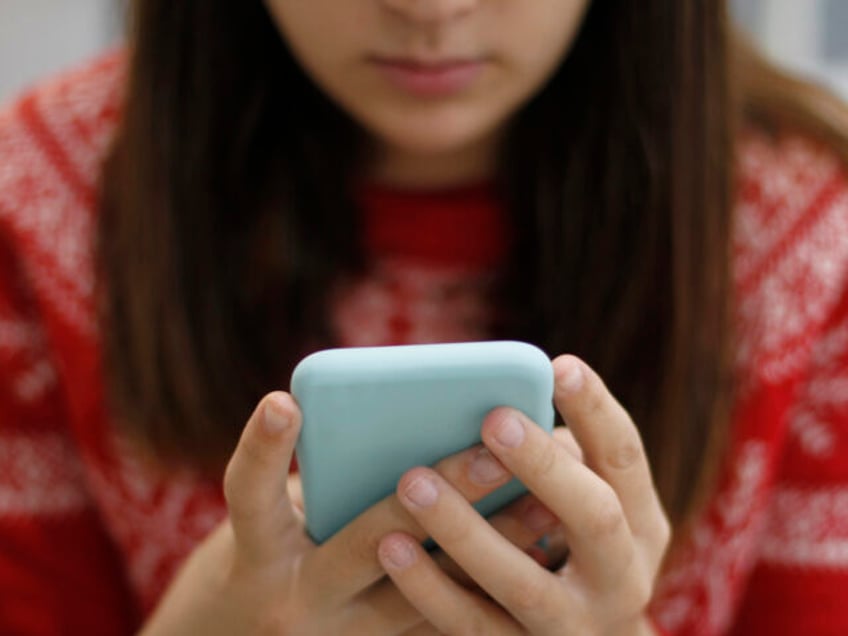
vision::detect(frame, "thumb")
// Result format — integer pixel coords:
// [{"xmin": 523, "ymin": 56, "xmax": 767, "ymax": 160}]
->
[{"xmin": 223, "ymin": 392, "xmax": 303, "ymax": 563}]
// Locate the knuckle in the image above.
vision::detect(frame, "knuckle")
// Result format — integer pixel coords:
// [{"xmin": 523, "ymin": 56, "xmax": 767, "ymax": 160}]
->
[
  {"xmin": 342, "ymin": 526, "xmax": 382, "ymax": 566},
  {"xmin": 529, "ymin": 439, "xmax": 560, "ymax": 481},
  {"xmin": 241, "ymin": 425, "xmax": 275, "ymax": 468},
  {"xmin": 633, "ymin": 574, "xmax": 654, "ymax": 611},
  {"xmin": 224, "ymin": 483, "xmax": 260, "ymax": 524},
  {"xmin": 255, "ymin": 610, "xmax": 287, "ymax": 636},
  {"xmin": 438, "ymin": 513, "xmax": 474, "ymax": 548},
  {"xmin": 222, "ymin": 462, "xmax": 239, "ymax": 508},
  {"xmin": 647, "ymin": 507, "xmax": 673, "ymax": 570},
  {"xmin": 619, "ymin": 565, "xmax": 654, "ymax": 615},
  {"xmin": 434, "ymin": 450, "xmax": 476, "ymax": 497},
  {"xmin": 656, "ymin": 509, "xmax": 673, "ymax": 549},
  {"xmin": 505, "ymin": 574, "xmax": 549, "ymax": 613},
  {"xmin": 451, "ymin": 613, "xmax": 490, "ymax": 636},
  {"xmin": 467, "ymin": 617, "xmax": 491, "ymax": 636},
  {"xmin": 605, "ymin": 432, "xmax": 644, "ymax": 471},
  {"xmin": 580, "ymin": 371, "xmax": 608, "ymax": 417},
  {"xmin": 553, "ymin": 427, "xmax": 585, "ymax": 462},
  {"xmin": 602, "ymin": 563, "xmax": 653, "ymax": 621},
  {"xmin": 222, "ymin": 460, "xmax": 258, "ymax": 522},
  {"xmin": 588, "ymin": 487, "xmax": 626, "ymax": 539},
  {"xmin": 259, "ymin": 602, "xmax": 308, "ymax": 636}
]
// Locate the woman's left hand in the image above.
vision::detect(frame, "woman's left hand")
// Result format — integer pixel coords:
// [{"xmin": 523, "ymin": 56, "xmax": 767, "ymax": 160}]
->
[{"xmin": 377, "ymin": 355, "xmax": 672, "ymax": 636}]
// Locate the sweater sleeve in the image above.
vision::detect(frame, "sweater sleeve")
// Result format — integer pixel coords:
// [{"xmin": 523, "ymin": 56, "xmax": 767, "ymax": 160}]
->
[
  {"xmin": 0, "ymin": 216, "xmax": 138, "ymax": 633},
  {"xmin": 727, "ymin": 270, "xmax": 848, "ymax": 635},
  {"xmin": 650, "ymin": 131, "xmax": 848, "ymax": 635},
  {"xmin": 0, "ymin": 69, "xmax": 142, "ymax": 636},
  {"xmin": 717, "ymin": 131, "xmax": 848, "ymax": 634}
]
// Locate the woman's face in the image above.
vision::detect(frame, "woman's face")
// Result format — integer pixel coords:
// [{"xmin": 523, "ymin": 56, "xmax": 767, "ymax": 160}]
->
[{"xmin": 265, "ymin": 0, "xmax": 591, "ymax": 186}]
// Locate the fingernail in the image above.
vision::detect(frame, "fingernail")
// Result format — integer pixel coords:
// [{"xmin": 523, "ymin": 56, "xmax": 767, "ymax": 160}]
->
[
  {"xmin": 404, "ymin": 476, "xmax": 439, "ymax": 507},
  {"xmin": 468, "ymin": 448, "xmax": 507, "ymax": 484},
  {"xmin": 494, "ymin": 416, "xmax": 525, "ymax": 448},
  {"xmin": 263, "ymin": 397, "xmax": 291, "ymax": 435},
  {"xmin": 382, "ymin": 539, "xmax": 417, "ymax": 569},
  {"xmin": 524, "ymin": 503, "xmax": 557, "ymax": 531},
  {"xmin": 557, "ymin": 358, "xmax": 584, "ymax": 393}
]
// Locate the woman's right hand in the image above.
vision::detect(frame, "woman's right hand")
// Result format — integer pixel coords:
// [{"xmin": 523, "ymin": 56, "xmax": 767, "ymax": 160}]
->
[{"xmin": 140, "ymin": 392, "xmax": 560, "ymax": 635}]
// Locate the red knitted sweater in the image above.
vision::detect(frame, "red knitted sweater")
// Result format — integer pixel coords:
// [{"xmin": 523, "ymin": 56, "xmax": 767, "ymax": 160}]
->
[{"xmin": 1, "ymin": 53, "xmax": 847, "ymax": 635}]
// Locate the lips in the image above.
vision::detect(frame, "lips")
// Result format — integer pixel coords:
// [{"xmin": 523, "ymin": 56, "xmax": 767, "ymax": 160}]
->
[{"xmin": 369, "ymin": 56, "xmax": 487, "ymax": 97}]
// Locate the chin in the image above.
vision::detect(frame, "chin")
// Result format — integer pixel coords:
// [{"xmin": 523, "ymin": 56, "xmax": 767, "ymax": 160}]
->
[
  {"xmin": 365, "ymin": 106, "xmax": 504, "ymax": 159},
  {"xmin": 381, "ymin": 130, "xmax": 481, "ymax": 157}
]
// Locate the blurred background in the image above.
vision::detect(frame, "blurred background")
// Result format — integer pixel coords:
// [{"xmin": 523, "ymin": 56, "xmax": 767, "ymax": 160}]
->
[
  {"xmin": 0, "ymin": 0, "xmax": 121, "ymax": 102},
  {"xmin": 0, "ymin": 0, "xmax": 847, "ymax": 103}
]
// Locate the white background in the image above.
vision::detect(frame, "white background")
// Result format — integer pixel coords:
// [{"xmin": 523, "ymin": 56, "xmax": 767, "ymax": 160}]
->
[
  {"xmin": 0, "ymin": 0, "xmax": 119, "ymax": 102},
  {"xmin": 732, "ymin": 0, "xmax": 848, "ymax": 98}
]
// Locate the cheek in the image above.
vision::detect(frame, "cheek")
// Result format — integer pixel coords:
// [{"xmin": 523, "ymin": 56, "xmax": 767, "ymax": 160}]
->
[
  {"xmin": 504, "ymin": 1, "xmax": 591, "ymax": 81},
  {"xmin": 263, "ymin": 1, "xmax": 361, "ymax": 78}
]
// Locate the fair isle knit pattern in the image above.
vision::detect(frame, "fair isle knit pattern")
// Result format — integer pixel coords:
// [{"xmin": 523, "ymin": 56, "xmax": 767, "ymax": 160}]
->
[{"xmin": 1, "ymin": 53, "xmax": 847, "ymax": 635}]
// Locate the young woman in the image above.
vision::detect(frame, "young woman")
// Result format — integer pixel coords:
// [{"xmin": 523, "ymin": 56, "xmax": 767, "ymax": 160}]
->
[{"xmin": 1, "ymin": 0, "xmax": 847, "ymax": 634}]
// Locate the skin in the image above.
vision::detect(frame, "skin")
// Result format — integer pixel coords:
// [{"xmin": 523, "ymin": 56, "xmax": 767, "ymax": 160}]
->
[
  {"xmin": 144, "ymin": 359, "xmax": 670, "ymax": 634},
  {"xmin": 142, "ymin": 393, "xmax": 568, "ymax": 634},
  {"xmin": 264, "ymin": 0, "xmax": 592, "ymax": 188},
  {"xmin": 144, "ymin": 1, "xmax": 671, "ymax": 633},
  {"xmin": 379, "ymin": 356, "xmax": 671, "ymax": 634}
]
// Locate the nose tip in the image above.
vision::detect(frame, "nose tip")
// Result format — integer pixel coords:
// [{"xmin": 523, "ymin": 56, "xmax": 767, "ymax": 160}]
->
[{"xmin": 381, "ymin": 0, "xmax": 478, "ymax": 23}]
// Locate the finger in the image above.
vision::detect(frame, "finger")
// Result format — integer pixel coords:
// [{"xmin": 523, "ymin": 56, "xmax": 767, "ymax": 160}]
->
[
  {"xmin": 395, "ymin": 468, "xmax": 569, "ymax": 633},
  {"xmin": 378, "ymin": 532, "xmax": 521, "ymax": 636},
  {"xmin": 303, "ymin": 442, "xmax": 515, "ymax": 605},
  {"xmin": 399, "ymin": 624, "xmax": 442, "ymax": 636},
  {"xmin": 434, "ymin": 493, "xmax": 560, "ymax": 587},
  {"xmin": 552, "ymin": 425, "xmax": 584, "ymax": 462},
  {"xmin": 551, "ymin": 355, "xmax": 671, "ymax": 567},
  {"xmin": 485, "ymin": 495, "xmax": 561, "ymax": 560},
  {"xmin": 286, "ymin": 472, "xmax": 305, "ymax": 517},
  {"xmin": 223, "ymin": 392, "xmax": 303, "ymax": 563},
  {"xmin": 310, "ymin": 429, "xmax": 590, "ymax": 605},
  {"xmin": 345, "ymin": 577, "xmax": 427, "ymax": 636},
  {"xmin": 481, "ymin": 408, "xmax": 637, "ymax": 592}
]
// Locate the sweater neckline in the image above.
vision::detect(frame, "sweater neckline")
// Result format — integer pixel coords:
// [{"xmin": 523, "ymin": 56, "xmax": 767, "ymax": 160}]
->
[{"xmin": 355, "ymin": 179, "xmax": 510, "ymax": 269}]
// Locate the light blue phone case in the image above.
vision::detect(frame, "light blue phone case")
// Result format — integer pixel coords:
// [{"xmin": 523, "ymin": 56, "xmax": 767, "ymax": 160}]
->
[{"xmin": 291, "ymin": 341, "xmax": 555, "ymax": 544}]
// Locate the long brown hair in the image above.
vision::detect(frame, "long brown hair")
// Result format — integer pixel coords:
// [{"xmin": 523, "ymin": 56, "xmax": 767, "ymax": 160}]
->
[{"xmin": 98, "ymin": 0, "xmax": 846, "ymax": 525}]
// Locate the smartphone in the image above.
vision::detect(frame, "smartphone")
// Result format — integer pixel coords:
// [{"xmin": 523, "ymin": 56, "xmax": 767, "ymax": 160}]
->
[{"xmin": 291, "ymin": 340, "xmax": 555, "ymax": 544}]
